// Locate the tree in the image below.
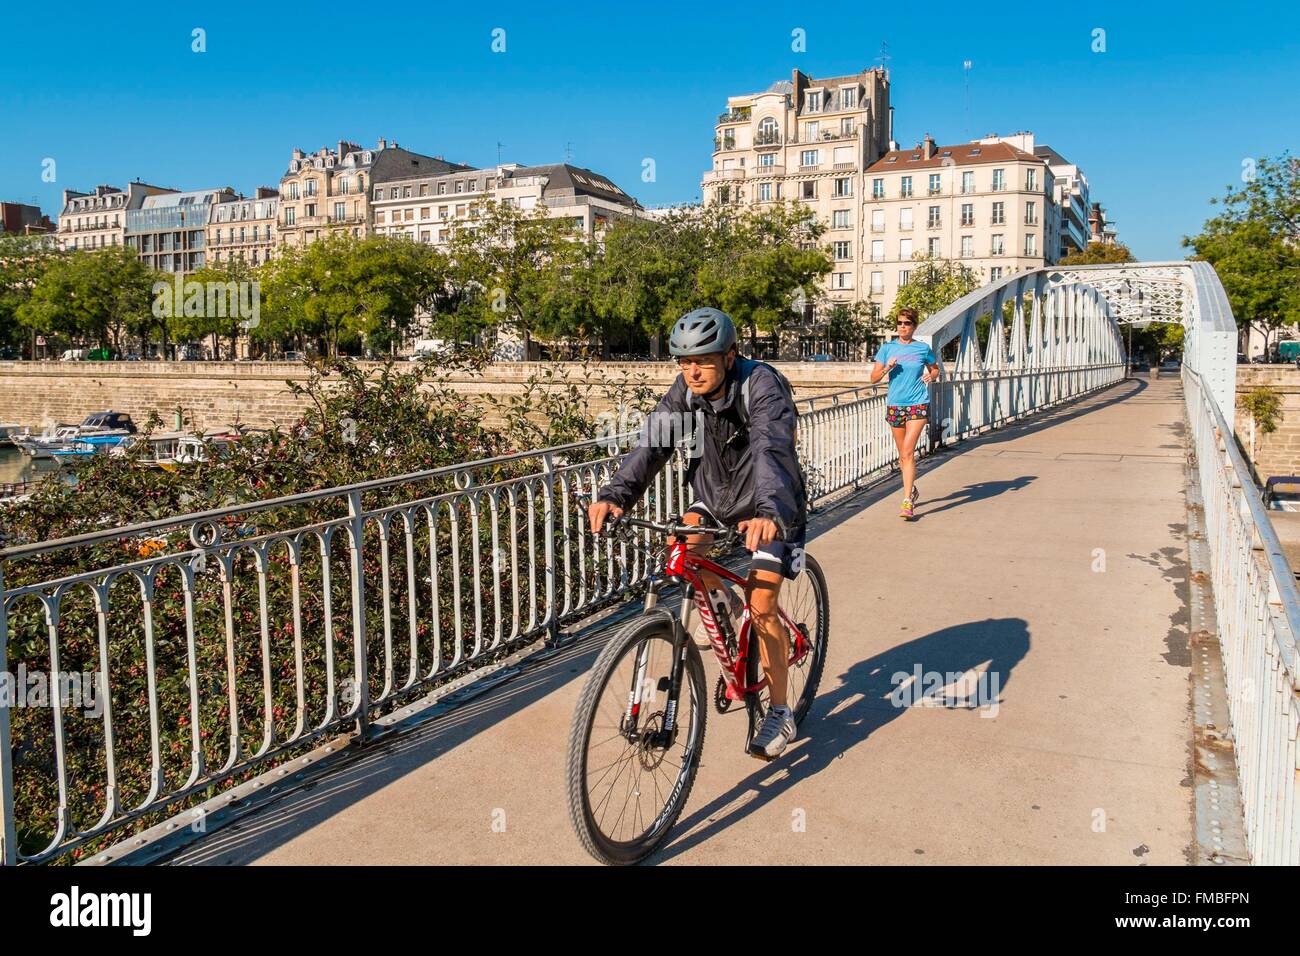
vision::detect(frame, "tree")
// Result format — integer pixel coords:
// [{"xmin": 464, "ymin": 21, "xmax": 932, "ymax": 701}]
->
[
  {"xmin": 446, "ymin": 200, "xmax": 587, "ymax": 358},
  {"xmin": 0, "ymin": 235, "xmax": 62, "ymax": 356},
  {"xmin": 890, "ymin": 255, "xmax": 981, "ymax": 320},
  {"xmin": 182, "ymin": 257, "xmax": 258, "ymax": 360},
  {"xmin": 1060, "ymin": 241, "xmax": 1136, "ymax": 265},
  {"xmin": 1183, "ymin": 153, "xmax": 1300, "ymax": 352},
  {"xmin": 17, "ymin": 246, "xmax": 153, "ymax": 353},
  {"xmin": 695, "ymin": 202, "xmax": 833, "ymax": 351}
]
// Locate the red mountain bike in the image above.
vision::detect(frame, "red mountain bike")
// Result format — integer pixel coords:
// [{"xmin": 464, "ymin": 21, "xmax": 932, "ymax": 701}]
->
[{"xmin": 565, "ymin": 512, "xmax": 829, "ymax": 865}]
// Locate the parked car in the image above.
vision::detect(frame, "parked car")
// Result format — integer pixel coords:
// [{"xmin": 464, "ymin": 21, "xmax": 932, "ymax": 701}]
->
[
  {"xmin": 803, "ymin": 353, "xmax": 837, "ymax": 362},
  {"xmin": 282, "ymin": 350, "xmax": 306, "ymax": 362}
]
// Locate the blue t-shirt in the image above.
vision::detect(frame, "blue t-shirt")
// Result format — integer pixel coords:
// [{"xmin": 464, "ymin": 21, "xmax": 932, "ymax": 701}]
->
[{"xmin": 875, "ymin": 339, "xmax": 937, "ymax": 407}]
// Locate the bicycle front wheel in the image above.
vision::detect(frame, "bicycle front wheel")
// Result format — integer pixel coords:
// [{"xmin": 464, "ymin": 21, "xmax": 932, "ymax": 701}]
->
[{"xmin": 566, "ymin": 613, "xmax": 707, "ymax": 865}]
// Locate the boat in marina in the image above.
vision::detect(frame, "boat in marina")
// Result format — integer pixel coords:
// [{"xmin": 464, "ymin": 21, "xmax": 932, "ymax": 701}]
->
[
  {"xmin": 110, "ymin": 427, "xmax": 242, "ymax": 469},
  {"xmin": 13, "ymin": 411, "xmax": 138, "ymax": 459},
  {"xmin": 0, "ymin": 423, "xmax": 23, "ymax": 446}
]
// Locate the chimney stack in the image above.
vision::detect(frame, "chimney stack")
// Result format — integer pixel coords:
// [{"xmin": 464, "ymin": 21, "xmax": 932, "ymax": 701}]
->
[
  {"xmin": 377, "ymin": 137, "xmax": 387, "ymax": 150},
  {"xmin": 923, "ymin": 134, "xmax": 936, "ymax": 160}
]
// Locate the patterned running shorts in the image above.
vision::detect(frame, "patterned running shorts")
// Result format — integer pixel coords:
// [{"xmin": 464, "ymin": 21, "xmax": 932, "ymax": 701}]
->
[{"xmin": 886, "ymin": 404, "xmax": 929, "ymax": 427}]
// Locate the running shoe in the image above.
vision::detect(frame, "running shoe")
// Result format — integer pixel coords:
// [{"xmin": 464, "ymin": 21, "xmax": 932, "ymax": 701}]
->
[
  {"xmin": 748, "ymin": 705, "xmax": 797, "ymax": 759},
  {"xmin": 900, "ymin": 496, "xmax": 914, "ymax": 520}
]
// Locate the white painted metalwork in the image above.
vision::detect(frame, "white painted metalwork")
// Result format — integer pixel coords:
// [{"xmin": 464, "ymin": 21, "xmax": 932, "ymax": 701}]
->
[{"xmin": 2, "ymin": 260, "xmax": 1284, "ymax": 865}]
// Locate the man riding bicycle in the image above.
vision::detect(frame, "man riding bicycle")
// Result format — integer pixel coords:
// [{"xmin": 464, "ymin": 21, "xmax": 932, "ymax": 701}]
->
[{"xmin": 587, "ymin": 307, "xmax": 807, "ymax": 759}]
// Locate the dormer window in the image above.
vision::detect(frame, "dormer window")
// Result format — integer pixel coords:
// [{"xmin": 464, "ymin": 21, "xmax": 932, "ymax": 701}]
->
[
  {"xmin": 839, "ymin": 87, "xmax": 858, "ymax": 110},
  {"xmin": 804, "ymin": 90, "xmax": 822, "ymax": 113}
]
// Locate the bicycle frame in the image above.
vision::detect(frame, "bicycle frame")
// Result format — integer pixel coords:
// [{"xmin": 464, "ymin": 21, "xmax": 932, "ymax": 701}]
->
[{"xmin": 622, "ymin": 530, "xmax": 810, "ymax": 746}]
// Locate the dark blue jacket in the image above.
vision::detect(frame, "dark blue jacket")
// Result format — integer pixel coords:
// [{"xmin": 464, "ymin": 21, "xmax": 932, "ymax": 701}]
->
[{"xmin": 597, "ymin": 357, "xmax": 806, "ymax": 538}]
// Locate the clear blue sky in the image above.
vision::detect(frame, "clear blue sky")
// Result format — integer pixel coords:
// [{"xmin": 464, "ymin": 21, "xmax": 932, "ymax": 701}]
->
[{"xmin": 2, "ymin": 1, "xmax": 1296, "ymax": 260}]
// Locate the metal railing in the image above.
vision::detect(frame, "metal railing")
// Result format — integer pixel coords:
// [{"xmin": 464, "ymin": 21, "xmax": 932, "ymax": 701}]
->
[
  {"xmin": 6, "ymin": 263, "xmax": 1268, "ymax": 865},
  {"xmin": 1185, "ymin": 367, "xmax": 1299, "ymax": 864}
]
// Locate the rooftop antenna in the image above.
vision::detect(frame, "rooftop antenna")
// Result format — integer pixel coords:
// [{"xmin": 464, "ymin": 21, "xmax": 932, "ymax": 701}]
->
[
  {"xmin": 564, "ymin": 141, "xmax": 574, "ymax": 164},
  {"xmin": 963, "ymin": 60, "xmax": 973, "ymax": 139},
  {"xmin": 497, "ymin": 141, "xmax": 506, "ymax": 164},
  {"xmin": 875, "ymin": 41, "xmax": 891, "ymax": 77}
]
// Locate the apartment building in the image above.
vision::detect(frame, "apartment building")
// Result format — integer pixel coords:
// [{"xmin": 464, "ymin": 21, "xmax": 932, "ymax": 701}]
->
[
  {"xmin": 0, "ymin": 202, "xmax": 55, "ymax": 235},
  {"xmin": 56, "ymin": 181, "xmax": 176, "ymax": 252},
  {"xmin": 371, "ymin": 162, "xmax": 643, "ymax": 245},
  {"xmin": 277, "ymin": 138, "xmax": 473, "ymax": 248},
  {"xmin": 125, "ymin": 187, "xmax": 237, "ymax": 273},
  {"xmin": 862, "ymin": 135, "xmax": 1057, "ymax": 316},
  {"xmin": 208, "ymin": 187, "xmax": 280, "ymax": 267},
  {"xmin": 1089, "ymin": 201, "xmax": 1119, "ymax": 245},
  {"xmin": 702, "ymin": 66, "xmax": 893, "ymax": 313}
]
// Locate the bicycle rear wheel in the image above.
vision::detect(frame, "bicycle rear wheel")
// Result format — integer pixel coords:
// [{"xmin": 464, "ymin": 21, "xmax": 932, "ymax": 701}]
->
[
  {"xmin": 746, "ymin": 551, "xmax": 830, "ymax": 741},
  {"xmin": 566, "ymin": 613, "xmax": 707, "ymax": 865}
]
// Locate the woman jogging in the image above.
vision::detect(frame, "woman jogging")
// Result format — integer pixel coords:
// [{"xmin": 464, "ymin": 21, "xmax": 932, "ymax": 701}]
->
[{"xmin": 870, "ymin": 307, "xmax": 940, "ymax": 520}]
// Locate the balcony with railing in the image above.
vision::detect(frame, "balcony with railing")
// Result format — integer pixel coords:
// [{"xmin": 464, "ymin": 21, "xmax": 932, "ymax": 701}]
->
[
  {"xmin": 717, "ymin": 108, "xmax": 752, "ymax": 125},
  {"xmin": 702, "ymin": 168, "xmax": 746, "ymax": 184}
]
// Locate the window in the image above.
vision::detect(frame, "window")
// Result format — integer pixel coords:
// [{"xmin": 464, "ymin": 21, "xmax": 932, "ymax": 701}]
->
[
  {"xmin": 961, "ymin": 170, "xmax": 974, "ymax": 194},
  {"xmin": 961, "ymin": 203, "xmax": 974, "ymax": 226},
  {"xmin": 1025, "ymin": 233, "xmax": 1037, "ymax": 256},
  {"xmin": 900, "ymin": 176, "xmax": 913, "ymax": 198},
  {"xmin": 899, "ymin": 269, "xmax": 911, "ymax": 287},
  {"xmin": 305, "ymin": 180, "xmax": 317, "ymax": 196},
  {"xmin": 833, "ymin": 241, "xmax": 851, "ymax": 261},
  {"xmin": 928, "ymin": 173, "xmax": 942, "ymax": 195},
  {"xmin": 759, "ymin": 152, "xmax": 775, "ymax": 167},
  {"xmin": 991, "ymin": 234, "xmax": 1004, "ymax": 256},
  {"xmin": 872, "ymin": 178, "xmax": 884, "ymax": 199},
  {"xmin": 1026, "ymin": 169, "xmax": 1038, "ymax": 191},
  {"xmin": 759, "ymin": 182, "xmax": 772, "ymax": 202},
  {"xmin": 420, "ymin": 207, "xmax": 431, "ymax": 219},
  {"xmin": 404, "ymin": 209, "xmax": 414, "ymax": 221},
  {"xmin": 758, "ymin": 117, "xmax": 778, "ymax": 143},
  {"xmin": 960, "ymin": 235, "xmax": 973, "ymax": 257},
  {"xmin": 437, "ymin": 183, "xmax": 446, "ymax": 195},
  {"xmin": 928, "ymin": 236, "xmax": 942, "ymax": 257},
  {"xmin": 871, "ymin": 239, "xmax": 884, "ymax": 261},
  {"xmin": 927, "ymin": 205, "xmax": 941, "ymax": 227},
  {"xmin": 455, "ymin": 181, "xmax": 464, "ymax": 193},
  {"xmin": 289, "ymin": 183, "xmax": 300, "ymax": 200},
  {"xmin": 305, "ymin": 203, "xmax": 317, "ymax": 217},
  {"xmin": 455, "ymin": 204, "xmax": 467, "ymax": 216},
  {"xmin": 402, "ymin": 186, "xmax": 412, "ymax": 198},
  {"xmin": 375, "ymin": 211, "xmax": 386, "ymax": 224},
  {"xmin": 1025, "ymin": 201, "xmax": 1038, "ymax": 225},
  {"xmin": 374, "ymin": 187, "xmax": 383, "ymax": 200},
  {"xmin": 987, "ymin": 202, "xmax": 1003, "ymax": 226},
  {"xmin": 832, "ymin": 209, "xmax": 851, "ymax": 229},
  {"xmin": 899, "ymin": 238, "xmax": 913, "ymax": 260},
  {"xmin": 839, "ymin": 87, "xmax": 857, "ymax": 110},
  {"xmin": 841, "ymin": 117, "xmax": 854, "ymax": 135},
  {"xmin": 989, "ymin": 267, "xmax": 1003, "ymax": 281},
  {"xmin": 420, "ymin": 183, "xmax": 429, "ymax": 196},
  {"xmin": 388, "ymin": 188, "xmax": 397, "ymax": 199},
  {"xmin": 831, "ymin": 272, "xmax": 852, "ymax": 289},
  {"xmin": 339, "ymin": 179, "xmax": 350, "ymax": 195},
  {"xmin": 800, "ymin": 149, "xmax": 819, "ymax": 168},
  {"xmin": 805, "ymin": 90, "xmax": 822, "ymax": 112},
  {"xmin": 334, "ymin": 202, "xmax": 346, "ymax": 221},
  {"xmin": 899, "ymin": 207, "xmax": 913, "ymax": 230},
  {"xmin": 871, "ymin": 209, "xmax": 885, "ymax": 231},
  {"xmin": 438, "ymin": 206, "xmax": 449, "ymax": 219},
  {"xmin": 871, "ymin": 271, "xmax": 884, "ymax": 293},
  {"xmin": 801, "ymin": 180, "xmax": 816, "ymax": 200},
  {"xmin": 833, "ymin": 178, "xmax": 852, "ymax": 197},
  {"xmin": 420, "ymin": 230, "xmax": 431, "ymax": 243},
  {"xmin": 284, "ymin": 208, "xmax": 296, "ymax": 225},
  {"xmin": 805, "ymin": 121, "xmax": 819, "ymax": 141},
  {"xmin": 992, "ymin": 169, "xmax": 1005, "ymax": 191}
]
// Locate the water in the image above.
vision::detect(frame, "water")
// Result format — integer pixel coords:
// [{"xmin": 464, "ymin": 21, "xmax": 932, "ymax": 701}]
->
[{"xmin": 0, "ymin": 445, "xmax": 61, "ymax": 487}]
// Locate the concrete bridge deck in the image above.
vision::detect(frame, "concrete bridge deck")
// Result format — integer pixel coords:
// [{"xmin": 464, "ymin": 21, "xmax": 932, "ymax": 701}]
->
[{"xmin": 165, "ymin": 377, "xmax": 1198, "ymax": 865}]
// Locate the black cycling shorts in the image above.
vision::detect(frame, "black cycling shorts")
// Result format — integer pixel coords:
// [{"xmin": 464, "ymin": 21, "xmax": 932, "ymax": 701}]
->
[{"xmin": 684, "ymin": 501, "xmax": 806, "ymax": 580}]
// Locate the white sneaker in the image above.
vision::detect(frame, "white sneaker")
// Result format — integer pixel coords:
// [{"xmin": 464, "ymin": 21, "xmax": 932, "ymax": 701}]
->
[{"xmin": 748, "ymin": 704, "xmax": 797, "ymax": 759}]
